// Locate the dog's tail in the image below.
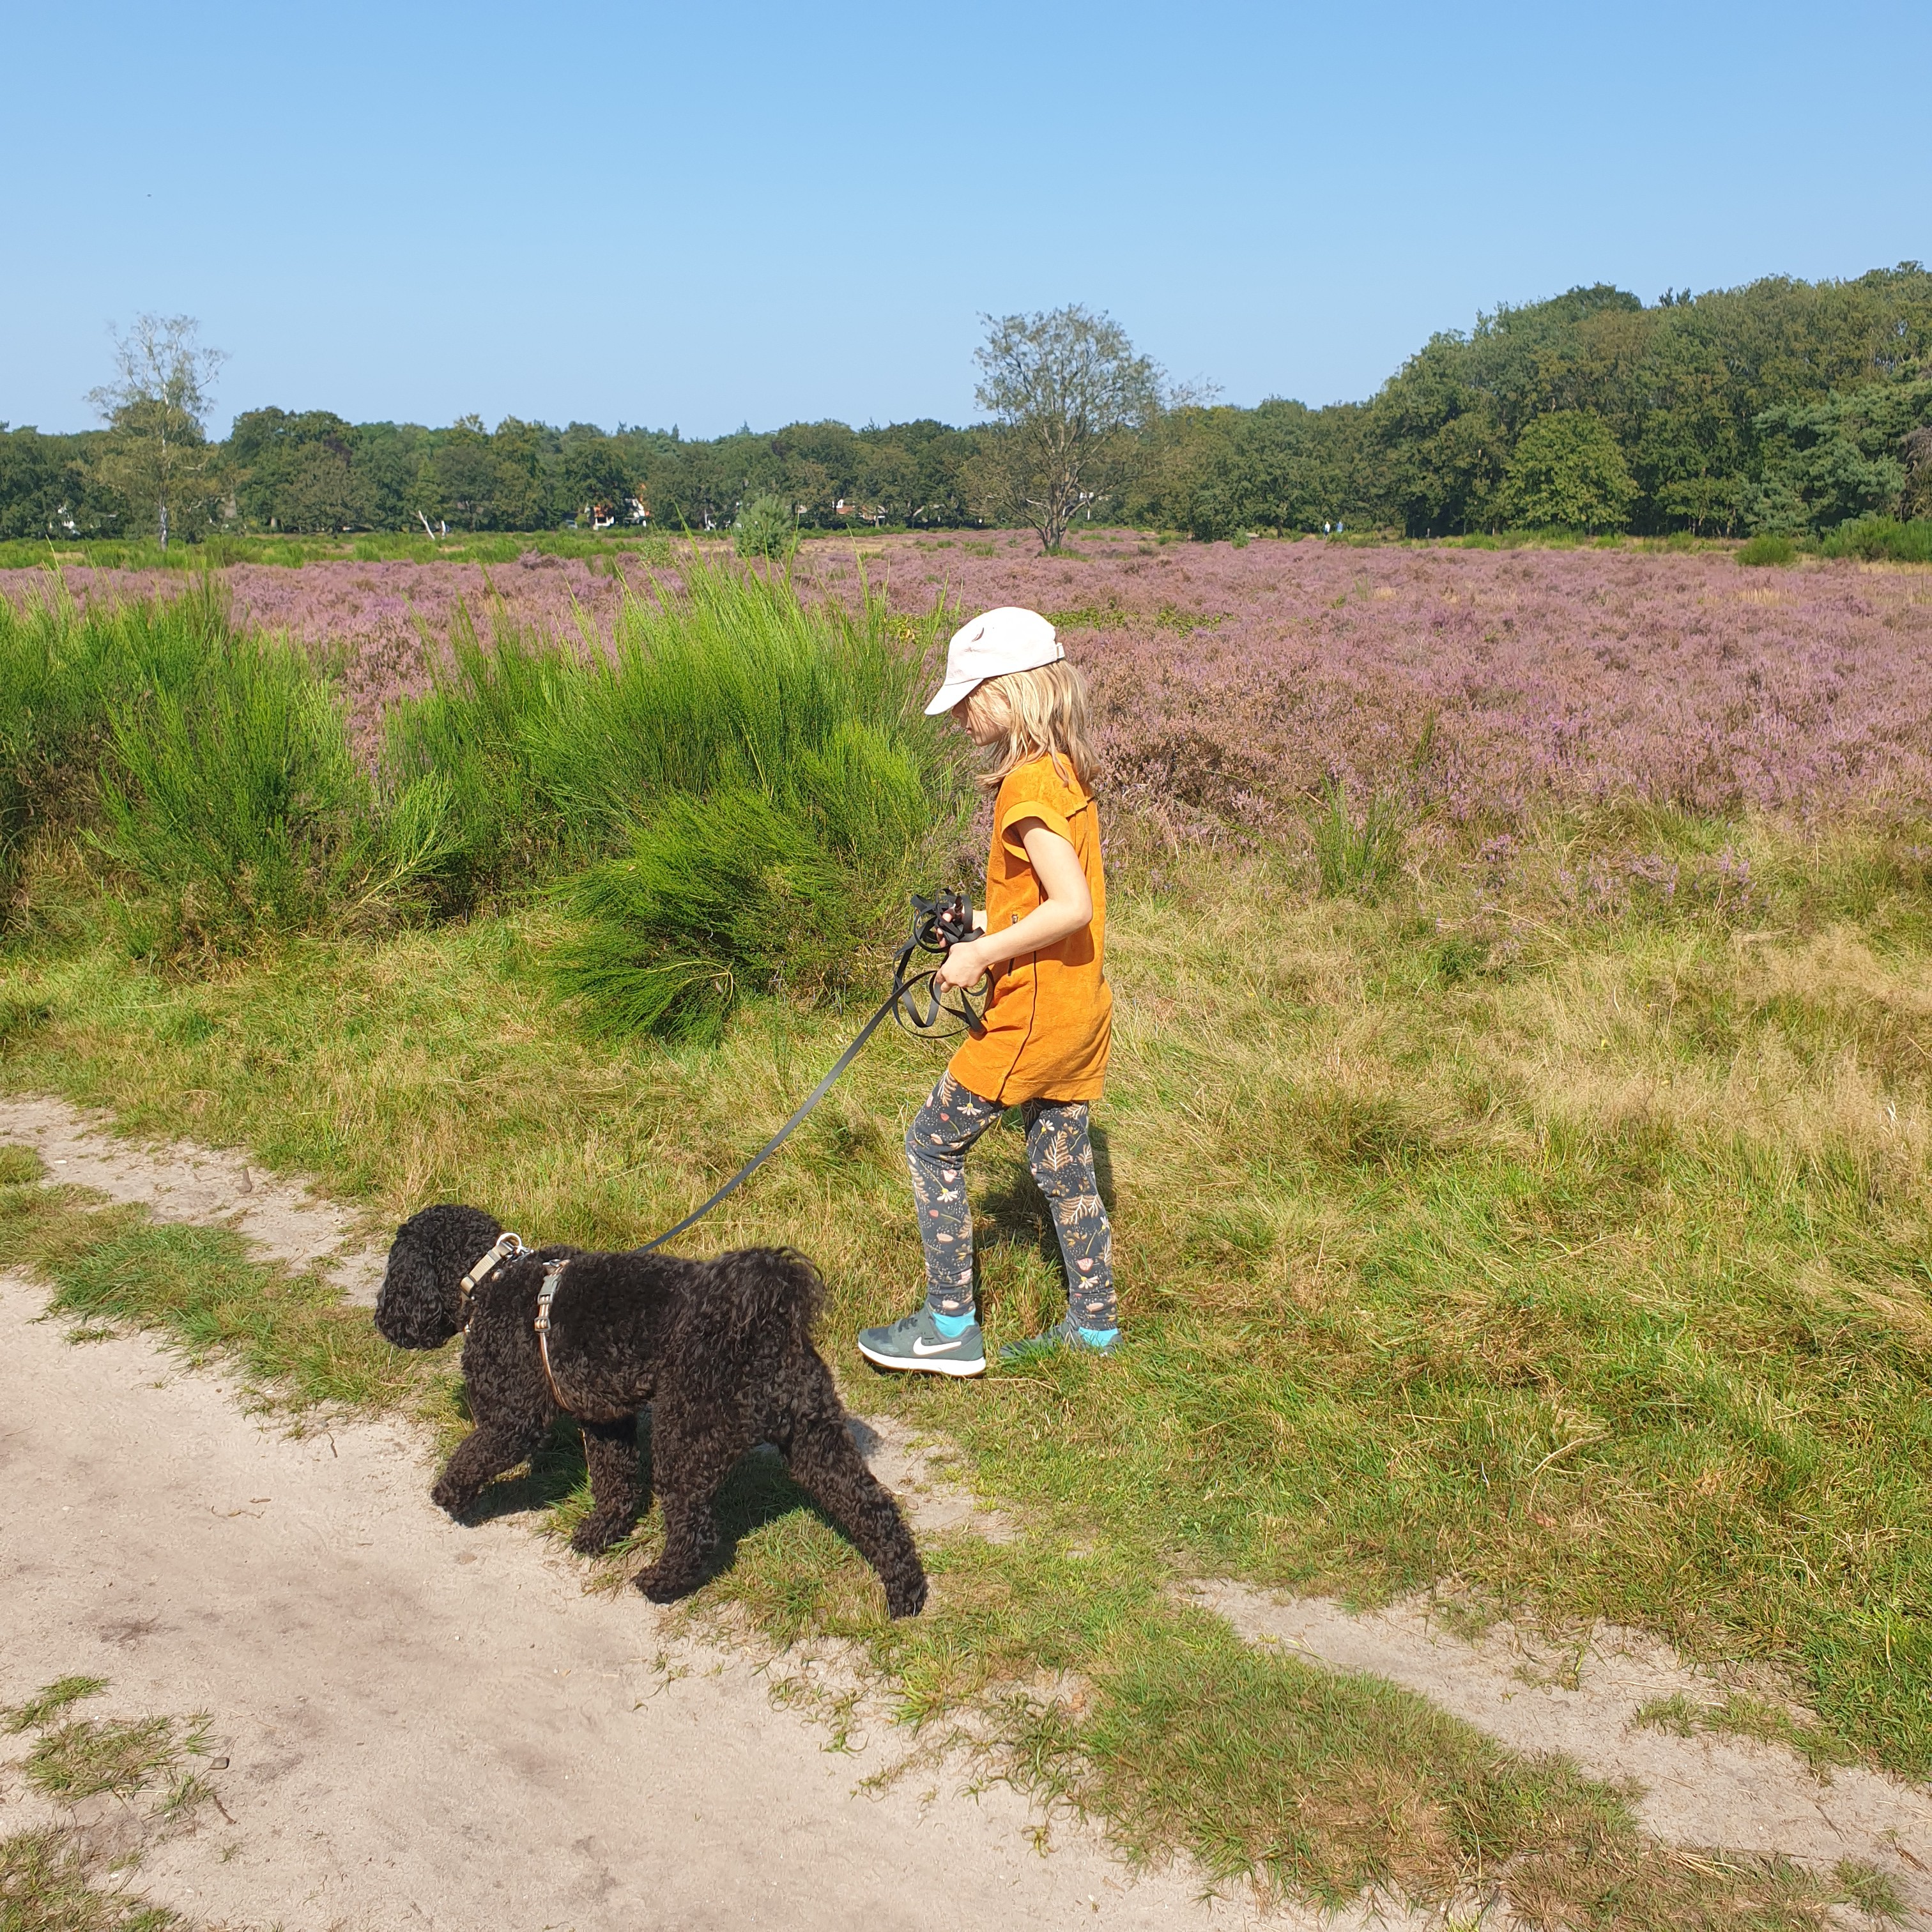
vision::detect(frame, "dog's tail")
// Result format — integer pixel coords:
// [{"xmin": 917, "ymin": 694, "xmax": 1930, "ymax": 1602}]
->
[{"xmin": 718, "ymin": 1246, "xmax": 825, "ymax": 1347}]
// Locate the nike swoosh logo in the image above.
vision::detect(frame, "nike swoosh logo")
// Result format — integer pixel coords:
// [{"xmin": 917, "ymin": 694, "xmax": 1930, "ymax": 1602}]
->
[{"xmin": 911, "ymin": 1335, "xmax": 965, "ymax": 1355}]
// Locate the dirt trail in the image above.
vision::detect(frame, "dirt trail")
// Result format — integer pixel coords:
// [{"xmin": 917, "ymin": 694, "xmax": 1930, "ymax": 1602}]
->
[
  {"xmin": 4, "ymin": 1095, "xmax": 1929, "ymax": 1926},
  {"xmin": 1, "ymin": 1094, "xmax": 387, "ymax": 1304}
]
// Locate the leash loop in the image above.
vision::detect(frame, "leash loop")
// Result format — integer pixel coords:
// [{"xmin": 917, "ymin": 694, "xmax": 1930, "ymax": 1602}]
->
[{"xmin": 634, "ymin": 890, "xmax": 986, "ymax": 1254}]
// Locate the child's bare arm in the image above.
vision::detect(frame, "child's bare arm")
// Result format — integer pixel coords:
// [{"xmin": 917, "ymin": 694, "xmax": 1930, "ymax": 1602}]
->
[{"xmin": 937, "ymin": 820, "xmax": 1090, "ymax": 990}]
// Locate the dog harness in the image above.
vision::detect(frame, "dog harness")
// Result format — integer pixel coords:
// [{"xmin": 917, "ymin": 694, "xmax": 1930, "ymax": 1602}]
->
[
  {"xmin": 535, "ymin": 1257, "xmax": 572, "ymax": 1408},
  {"xmin": 457, "ymin": 1230, "xmax": 528, "ymax": 1330}
]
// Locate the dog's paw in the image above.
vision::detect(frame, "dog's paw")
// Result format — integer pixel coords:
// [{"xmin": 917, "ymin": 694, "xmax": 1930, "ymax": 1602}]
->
[
  {"xmin": 571, "ymin": 1515, "xmax": 630, "ymax": 1557},
  {"xmin": 633, "ymin": 1565, "xmax": 694, "ymax": 1604},
  {"xmin": 431, "ymin": 1476, "xmax": 472, "ymax": 1517},
  {"xmin": 886, "ymin": 1574, "xmax": 929, "ymax": 1619}
]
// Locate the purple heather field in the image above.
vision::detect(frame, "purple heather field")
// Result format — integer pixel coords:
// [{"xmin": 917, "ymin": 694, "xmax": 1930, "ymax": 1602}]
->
[{"xmin": 10, "ymin": 535, "xmax": 1931, "ymax": 829}]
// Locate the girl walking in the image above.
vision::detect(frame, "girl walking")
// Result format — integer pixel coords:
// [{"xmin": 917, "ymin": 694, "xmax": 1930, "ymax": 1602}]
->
[{"xmin": 857, "ymin": 606, "xmax": 1117, "ymax": 1378}]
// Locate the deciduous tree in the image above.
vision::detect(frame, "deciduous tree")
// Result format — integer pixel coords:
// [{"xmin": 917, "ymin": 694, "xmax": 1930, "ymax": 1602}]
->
[
  {"xmin": 969, "ymin": 307, "xmax": 1162, "ymax": 551},
  {"xmin": 1496, "ymin": 410, "xmax": 1637, "ymax": 532},
  {"xmin": 86, "ymin": 314, "xmax": 227, "ymax": 550}
]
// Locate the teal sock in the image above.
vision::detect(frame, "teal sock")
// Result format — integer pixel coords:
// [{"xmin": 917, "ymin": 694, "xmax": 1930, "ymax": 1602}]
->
[
  {"xmin": 1077, "ymin": 1325, "xmax": 1119, "ymax": 1346},
  {"xmin": 932, "ymin": 1308, "xmax": 976, "ymax": 1338}
]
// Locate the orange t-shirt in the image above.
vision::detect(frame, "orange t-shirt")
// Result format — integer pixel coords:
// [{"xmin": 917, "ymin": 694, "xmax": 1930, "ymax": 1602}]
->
[{"xmin": 947, "ymin": 753, "xmax": 1111, "ymax": 1106}]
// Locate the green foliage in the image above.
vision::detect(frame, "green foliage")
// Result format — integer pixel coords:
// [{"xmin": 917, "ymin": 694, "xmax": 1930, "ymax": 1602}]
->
[
  {"xmin": 1820, "ymin": 514, "xmax": 1932, "ymax": 562},
  {"xmin": 1498, "ymin": 410, "xmax": 1638, "ymax": 532},
  {"xmin": 1736, "ymin": 533, "xmax": 1799, "ymax": 566},
  {"xmin": 3, "ymin": 557, "xmax": 956, "ymax": 996},
  {"xmin": 1749, "ymin": 376, "xmax": 1932, "ymax": 535},
  {"xmin": 379, "ymin": 605, "xmax": 576, "ymax": 907},
  {"xmin": 1311, "ymin": 779, "xmax": 1404, "ymax": 899},
  {"xmin": 0, "ymin": 578, "xmax": 450, "ymax": 950},
  {"xmin": 540, "ymin": 560, "xmax": 961, "ymax": 1037},
  {"xmin": 732, "ymin": 493, "xmax": 796, "ymax": 560},
  {"xmin": 96, "ymin": 631, "xmax": 383, "ymax": 945}
]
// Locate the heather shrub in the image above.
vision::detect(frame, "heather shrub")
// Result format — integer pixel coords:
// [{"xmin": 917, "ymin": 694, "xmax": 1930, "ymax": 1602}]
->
[
  {"xmin": 1736, "ymin": 533, "xmax": 1799, "ymax": 567},
  {"xmin": 1820, "ymin": 515, "xmax": 1932, "ymax": 564}
]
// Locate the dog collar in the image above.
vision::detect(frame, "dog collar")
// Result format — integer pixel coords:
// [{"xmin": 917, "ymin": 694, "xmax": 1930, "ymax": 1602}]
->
[{"xmin": 457, "ymin": 1231, "xmax": 527, "ymax": 1330}]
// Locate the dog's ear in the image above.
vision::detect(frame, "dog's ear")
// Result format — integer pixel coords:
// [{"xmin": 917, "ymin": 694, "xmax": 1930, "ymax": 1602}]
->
[
  {"xmin": 374, "ymin": 1230, "xmax": 452, "ymax": 1349},
  {"xmin": 374, "ymin": 1204, "xmax": 503, "ymax": 1349}
]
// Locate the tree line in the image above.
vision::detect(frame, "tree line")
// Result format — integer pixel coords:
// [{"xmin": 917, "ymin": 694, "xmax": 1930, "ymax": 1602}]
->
[{"xmin": 4, "ymin": 263, "xmax": 1929, "ymax": 549}]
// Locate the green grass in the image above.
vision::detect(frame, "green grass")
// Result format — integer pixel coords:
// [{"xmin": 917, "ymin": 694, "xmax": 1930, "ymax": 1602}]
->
[
  {"xmin": 1, "ymin": 1676, "xmax": 222, "ymax": 1932},
  {"xmin": 1, "ymin": 806, "xmax": 1927, "ymax": 1921},
  {"xmin": 1632, "ymin": 1691, "xmax": 1859, "ymax": 1776},
  {"xmin": 0, "ymin": 1829, "xmax": 185, "ymax": 1931},
  {"xmin": 1736, "ymin": 533, "xmax": 1800, "ymax": 567},
  {"xmin": 4, "ymin": 561, "xmax": 965, "ymax": 1032}
]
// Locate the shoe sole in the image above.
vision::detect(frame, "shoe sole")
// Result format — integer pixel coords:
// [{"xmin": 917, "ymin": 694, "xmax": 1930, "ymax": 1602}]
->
[{"xmin": 856, "ymin": 1340, "xmax": 985, "ymax": 1377}]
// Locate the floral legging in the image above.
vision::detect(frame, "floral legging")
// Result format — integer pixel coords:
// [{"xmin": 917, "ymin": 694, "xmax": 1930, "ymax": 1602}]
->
[{"xmin": 907, "ymin": 1073, "xmax": 1117, "ymax": 1331}]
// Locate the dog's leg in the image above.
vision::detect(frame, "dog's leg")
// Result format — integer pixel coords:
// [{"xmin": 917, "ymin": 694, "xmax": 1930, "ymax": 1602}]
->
[
  {"xmin": 633, "ymin": 1402, "xmax": 740, "ymax": 1604},
  {"xmin": 784, "ymin": 1414, "xmax": 929, "ymax": 1618},
  {"xmin": 431, "ymin": 1407, "xmax": 550, "ymax": 1519},
  {"xmin": 571, "ymin": 1416, "xmax": 643, "ymax": 1555}
]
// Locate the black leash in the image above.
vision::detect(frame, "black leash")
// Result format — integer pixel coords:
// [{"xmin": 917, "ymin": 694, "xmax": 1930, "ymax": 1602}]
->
[{"xmin": 636, "ymin": 893, "xmax": 985, "ymax": 1254}]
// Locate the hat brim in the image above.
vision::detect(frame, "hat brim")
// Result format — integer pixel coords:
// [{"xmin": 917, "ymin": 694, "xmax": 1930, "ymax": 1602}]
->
[
  {"xmin": 923, "ymin": 637, "xmax": 1065, "ymax": 716},
  {"xmin": 923, "ymin": 673, "xmax": 985, "ymax": 716}
]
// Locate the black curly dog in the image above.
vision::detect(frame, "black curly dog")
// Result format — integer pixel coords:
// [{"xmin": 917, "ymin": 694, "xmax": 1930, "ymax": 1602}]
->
[{"xmin": 374, "ymin": 1204, "xmax": 927, "ymax": 1616}]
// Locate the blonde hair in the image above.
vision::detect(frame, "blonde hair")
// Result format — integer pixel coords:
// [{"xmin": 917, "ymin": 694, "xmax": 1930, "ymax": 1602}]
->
[{"xmin": 969, "ymin": 659, "xmax": 1100, "ymax": 792}]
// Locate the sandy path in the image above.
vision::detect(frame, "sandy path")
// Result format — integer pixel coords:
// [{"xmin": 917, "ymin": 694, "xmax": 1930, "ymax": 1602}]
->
[
  {"xmin": 1, "ymin": 1275, "xmax": 1316, "ymax": 1931},
  {"xmin": 0, "ymin": 1094, "xmax": 387, "ymax": 1304},
  {"xmin": 6, "ymin": 1094, "xmax": 1929, "ymax": 1925}
]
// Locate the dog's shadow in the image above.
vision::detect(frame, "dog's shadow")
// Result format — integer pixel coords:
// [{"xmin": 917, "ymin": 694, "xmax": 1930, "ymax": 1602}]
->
[{"xmin": 464, "ymin": 1410, "xmax": 875, "ymax": 1592}]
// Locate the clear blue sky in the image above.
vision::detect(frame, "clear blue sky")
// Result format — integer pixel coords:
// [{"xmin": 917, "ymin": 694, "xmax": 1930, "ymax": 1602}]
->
[{"xmin": 4, "ymin": 0, "xmax": 1925, "ymax": 440}]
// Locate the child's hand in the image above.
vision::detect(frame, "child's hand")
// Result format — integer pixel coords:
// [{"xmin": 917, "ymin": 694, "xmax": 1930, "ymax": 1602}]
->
[{"xmin": 935, "ymin": 939, "xmax": 990, "ymax": 993}]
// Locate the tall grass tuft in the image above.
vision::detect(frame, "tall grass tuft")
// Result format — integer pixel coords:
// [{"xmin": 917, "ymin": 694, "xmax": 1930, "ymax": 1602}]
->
[
  {"xmin": 1, "ymin": 575, "xmax": 238, "ymax": 912},
  {"xmin": 540, "ymin": 558, "xmax": 962, "ymax": 1038},
  {"xmin": 1310, "ymin": 778, "xmax": 1404, "ymax": 900},
  {"xmin": 380, "ymin": 602, "xmax": 578, "ymax": 908},
  {"xmin": 1, "ymin": 576, "xmax": 451, "ymax": 948}
]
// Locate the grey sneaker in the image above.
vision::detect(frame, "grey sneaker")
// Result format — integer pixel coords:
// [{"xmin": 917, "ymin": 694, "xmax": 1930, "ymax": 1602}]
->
[
  {"xmin": 999, "ymin": 1317, "xmax": 1121, "ymax": 1364},
  {"xmin": 856, "ymin": 1307, "xmax": 985, "ymax": 1377}
]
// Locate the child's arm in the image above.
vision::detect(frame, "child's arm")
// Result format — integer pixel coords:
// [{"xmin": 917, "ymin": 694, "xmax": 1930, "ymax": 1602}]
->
[{"xmin": 936, "ymin": 820, "xmax": 1091, "ymax": 992}]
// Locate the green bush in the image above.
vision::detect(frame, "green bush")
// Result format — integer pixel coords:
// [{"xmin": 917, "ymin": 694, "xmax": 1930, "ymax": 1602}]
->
[
  {"xmin": 1, "ymin": 578, "xmax": 449, "ymax": 947},
  {"xmin": 1819, "ymin": 515, "xmax": 1932, "ymax": 563},
  {"xmin": 733, "ymin": 494, "xmax": 797, "ymax": 561},
  {"xmin": 97, "ymin": 629, "xmax": 454, "ymax": 949},
  {"xmin": 380, "ymin": 603, "xmax": 577, "ymax": 908},
  {"xmin": 541, "ymin": 560, "xmax": 962, "ymax": 1038},
  {"xmin": 0, "ymin": 578, "xmax": 235, "ymax": 909},
  {"xmin": 1736, "ymin": 532, "xmax": 1800, "ymax": 567}
]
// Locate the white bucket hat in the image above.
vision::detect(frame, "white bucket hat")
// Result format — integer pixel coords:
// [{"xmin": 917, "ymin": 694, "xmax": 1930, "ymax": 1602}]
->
[{"xmin": 923, "ymin": 606, "xmax": 1062, "ymax": 716}]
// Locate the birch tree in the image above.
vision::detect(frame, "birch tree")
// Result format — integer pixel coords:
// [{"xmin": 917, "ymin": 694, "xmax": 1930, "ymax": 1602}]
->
[{"xmin": 87, "ymin": 314, "xmax": 227, "ymax": 550}]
